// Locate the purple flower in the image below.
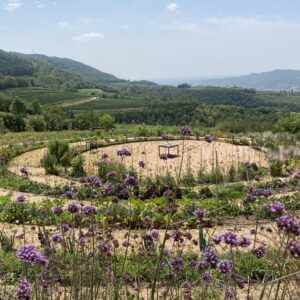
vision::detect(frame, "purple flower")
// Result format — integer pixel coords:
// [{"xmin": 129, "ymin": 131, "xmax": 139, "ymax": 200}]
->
[
  {"xmin": 60, "ymin": 223, "xmax": 70, "ymax": 232},
  {"xmin": 15, "ymin": 278, "xmax": 30, "ymax": 300},
  {"xmin": 20, "ymin": 166, "xmax": 28, "ymax": 177},
  {"xmin": 257, "ymin": 188, "xmax": 272, "ymax": 198},
  {"xmin": 117, "ymin": 188, "xmax": 130, "ymax": 200},
  {"xmin": 17, "ymin": 244, "xmax": 46, "ymax": 265},
  {"xmin": 101, "ymin": 153, "xmax": 109, "ymax": 159},
  {"xmin": 238, "ymin": 236, "xmax": 252, "ymax": 248},
  {"xmin": 161, "ymin": 133, "xmax": 169, "ymax": 140},
  {"xmin": 107, "ymin": 170, "xmax": 117, "ymax": 179},
  {"xmin": 288, "ymin": 240, "xmax": 300, "ymax": 258},
  {"xmin": 225, "ymin": 289, "xmax": 237, "ymax": 298},
  {"xmin": 169, "ymin": 256, "xmax": 183, "ymax": 272},
  {"xmin": 117, "ymin": 148, "xmax": 131, "ymax": 157},
  {"xmin": 252, "ymin": 245, "xmax": 266, "ymax": 258},
  {"xmin": 222, "ymin": 232, "xmax": 238, "ymax": 247},
  {"xmin": 276, "ymin": 181, "xmax": 287, "ymax": 188},
  {"xmin": 250, "ymin": 229, "xmax": 257, "ymax": 235},
  {"xmin": 112, "ymin": 239, "xmax": 119, "ymax": 248},
  {"xmin": 52, "ymin": 206, "xmax": 63, "ymax": 216},
  {"xmin": 195, "ymin": 260, "xmax": 208, "ymax": 270},
  {"xmin": 82, "ymin": 205, "xmax": 97, "ymax": 215},
  {"xmin": 87, "ymin": 175, "xmax": 101, "ymax": 187},
  {"xmin": 67, "ymin": 203, "xmax": 80, "ymax": 214},
  {"xmin": 77, "ymin": 238, "xmax": 87, "ymax": 246},
  {"xmin": 276, "ymin": 215, "xmax": 300, "ymax": 235},
  {"xmin": 202, "ymin": 272, "xmax": 212, "ymax": 282},
  {"xmin": 123, "ymin": 176, "xmax": 137, "ymax": 186},
  {"xmin": 138, "ymin": 160, "xmax": 145, "ymax": 169},
  {"xmin": 16, "ymin": 194, "xmax": 26, "ymax": 203},
  {"xmin": 104, "ymin": 183, "xmax": 115, "ymax": 194},
  {"xmin": 97, "ymin": 242, "xmax": 111, "ymax": 255},
  {"xmin": 63, "ymin": 190, "xmax": 75, "ymax": 199},
  {"xmin": 204, "ymin": 247, "xmax": 218, "ymax": 268},
  {"xmin": 246, "ymin": 194, "xmax": 257, "ymax": 202},
  {"xmin": 193, "ymin": 208, "xmax": 204, "ymax": 219},
  {"xmin": 216, "ymin": 259, "xmax": 233, "ymax": 274},
  {"xmin": 212, "ymin": 235, "xmax": 222, "ymax": 245},
  {"xmin": 150, "ymin": 229, "xmax": 159, "ymax": 239},
  {"xmin": 181, "ymin": 126, "xmax": 191, "ymax": 136},
  {"xmin": 204, "ymin": 134, "xmax": 213, "ymax": 143},
  {"xmin": 269, "ymin": 202, "xmax": 285, "ymax": 216},
  {"xmin": 50, "ymin": 233, "xmax": 64, "ymax": 243}
]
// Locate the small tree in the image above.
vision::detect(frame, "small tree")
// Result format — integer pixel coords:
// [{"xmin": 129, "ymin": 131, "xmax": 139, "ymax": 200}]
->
[{"xmin": 99, "ymin": 113, "xmax": 115, "ymax": 131}]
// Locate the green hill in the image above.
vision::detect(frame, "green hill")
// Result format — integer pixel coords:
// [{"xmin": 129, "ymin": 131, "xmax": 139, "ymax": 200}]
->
[
  {"xmin": 25, "ymin": 53, "xmax": 124, "ymax": 83},
  {"xmin": 0, "ymin": 49, "xmax": 93, "ymax": 90}
]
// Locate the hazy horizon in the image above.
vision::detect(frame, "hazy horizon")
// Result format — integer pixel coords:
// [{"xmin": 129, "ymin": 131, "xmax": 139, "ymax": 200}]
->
[{"xmin": 1, "ymin": 0, "xmax": 300, "ymax": 80}]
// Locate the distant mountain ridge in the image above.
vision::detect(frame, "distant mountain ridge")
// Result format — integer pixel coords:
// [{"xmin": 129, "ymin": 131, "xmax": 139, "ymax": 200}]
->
[{"xmin": 194, "ymin": 70, "xmax": 300, "ymax": 91}]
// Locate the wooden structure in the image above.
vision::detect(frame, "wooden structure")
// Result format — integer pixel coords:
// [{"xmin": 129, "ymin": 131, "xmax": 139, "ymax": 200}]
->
[{"xmin": 158, "ymin": 141, "xmax": 179, "ymax": 157}]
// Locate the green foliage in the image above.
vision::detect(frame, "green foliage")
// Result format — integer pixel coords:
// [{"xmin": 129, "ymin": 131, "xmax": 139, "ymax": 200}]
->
[
  {"xmin": 270, "ymin": 159, "xmax": 284, "ymax": 177},
  {"xmin": 278, "ymin": 113, "xmax": 300, "ymax": 133},
  {"xmin": 99, "ymin": 113, "xmax": 115, "ymax": 131},
  {"xmin": 42, "ymin": 140, "xmax": 71, "ymax": 174},
  {"xmin": 70, "ymin": 155, "xmax": 86, "ymax": 178}
]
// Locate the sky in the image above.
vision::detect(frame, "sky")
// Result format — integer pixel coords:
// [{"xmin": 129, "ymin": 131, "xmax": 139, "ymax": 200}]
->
[{"xmin": 1, "ymin": 0, "xmax": 300, "ymax": 81}]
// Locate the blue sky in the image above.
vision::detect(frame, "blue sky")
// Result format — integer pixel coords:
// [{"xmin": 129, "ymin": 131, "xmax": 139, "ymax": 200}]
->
[{"xmin": 1, "ymin": 0, "xmax": 300, "ymax": 80}]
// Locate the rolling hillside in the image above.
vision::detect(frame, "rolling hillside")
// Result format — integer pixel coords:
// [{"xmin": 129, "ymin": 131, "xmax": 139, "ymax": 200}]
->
[
  {"xmin": 194, "ymin": 70, "xmax": 300, "ymax": 91},
  {"xmin": 25, "ymin": 54, "xmax": 124, "ymax": 83}
]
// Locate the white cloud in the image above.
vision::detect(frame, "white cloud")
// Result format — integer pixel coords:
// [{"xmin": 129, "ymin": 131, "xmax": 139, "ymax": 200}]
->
[
  {"xmin": 35, "ymin": 1, "xmax": 45, "ymax": 9},
  {"xmin": 3, "ymin": 0, "xmax": 22, "ymax": 12},
  {"xmin": 167, "ymin": 3, "xmax": 180, "ymax": 13},
  {"xmin": 58, "ymin": 21, "xmax": 73, "ymax": 29},
  {"xmin": 73, "ymin": 32, "xmax": 104, "ymax": 42}
]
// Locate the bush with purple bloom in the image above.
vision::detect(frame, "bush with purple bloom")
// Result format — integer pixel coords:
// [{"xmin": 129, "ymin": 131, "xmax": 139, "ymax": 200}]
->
[
  {"xmin": 276, "ymin": 215, "xmax": 300, "ymax": 235},
  {"xmin": 87, "ymin": 175, "xmax": 101, "ymax": 187},
  {"xmin": 181, "ymin": 125, "xmax": 191, "ymax": 136},
  {"xmin": 67, "ymin": 203, "xmax": 80, "ymax": 214},
  {"xmin": 269, "ymin": 201, "xmax": 285, "ymax": 216},
  {"xmin": 138, "ymin": 160, "xmax": 145, "ymax": 168},
  {"xmin": 50, "ymin": 233, "xmax": 64, "ymax": 243},
  {"xmin": 117, "ymin": 148, "xmax": 132, "ymax": 157},
  {"xmin": 216, "ymin": 259, "xmax": 233, "ymax": 274},
  {"xmin": 252, "ymin": 245, "xmax": 267, "ymax": 258},
  {"xmin": 15, "ymin": 278, "xmax": 30, "ymax": 300},
  {"xmin": 288, "ymin": 239, "xmax": 300, "ymax": 258},
  {"xmin": 20, "ymin": 166, "xmax": 29, "ymax": 177},
  {"xmin": 17, "ymin": 244, "xmax": 46, "ymax": 265},
  {"xmin": 52, "ymin": 206, "xmax": 63, "ymax": 216},
  {"xmin": 16, "ymin": 194, "xmax": 26, "ymax": 203},
  {"xmin": 123, "ymin": 176, "xmax": 137, "ymax": 186},
  {"xmin": 204, "ymin": 134, "xmax": 213, "ymax": 143},
  {"xmin": 101, "ymin": 153, "xmax": 109, "ymax": 159},
  {"xmin": 193, "ymin": 208, "xmax": 204, "ymax": 219}
]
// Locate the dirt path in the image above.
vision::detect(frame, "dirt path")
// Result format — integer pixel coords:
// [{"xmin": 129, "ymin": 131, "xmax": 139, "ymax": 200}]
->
[{"xmin": 58, "ymin": 96, "xmax": 98, "ymax": 107}]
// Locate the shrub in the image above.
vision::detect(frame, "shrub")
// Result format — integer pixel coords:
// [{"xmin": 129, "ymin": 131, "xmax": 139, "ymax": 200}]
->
[
  {"xmin": 70, "ymin": 155, "xmax": 86, "ymax": 178},
  {"xmin": 270, "ymin": 159, "xmax": 284, "ymax": 177}
]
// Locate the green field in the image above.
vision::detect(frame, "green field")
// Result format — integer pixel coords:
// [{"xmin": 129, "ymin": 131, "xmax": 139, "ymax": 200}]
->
[
  {"xmin": 4, "ymin": 87, "xmax": 87, "ymax": 105},
  {"xmin": 69, "ymin": 96, "xmax": 150, "ymax": 111}
]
